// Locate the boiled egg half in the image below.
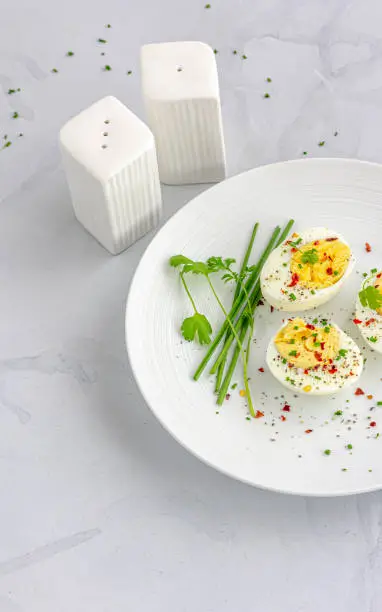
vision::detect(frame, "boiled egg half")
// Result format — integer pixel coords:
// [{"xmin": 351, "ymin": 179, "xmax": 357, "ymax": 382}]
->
[
  {"xmin": 267, "ymin": 317, "xmax": 363, "ymax": 395},
  {"xmin": 260, "ymin": 228, "xmax": 355, "ymax": 311},
  {"xmin": 355, "ymin": 269, "xmax": 382, "ymax": 353}
]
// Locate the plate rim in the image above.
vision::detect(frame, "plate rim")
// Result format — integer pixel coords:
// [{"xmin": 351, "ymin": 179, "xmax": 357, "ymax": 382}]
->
[{"xmin": 126, "ymin": 158, "xmax": 382, "ymax": 497}]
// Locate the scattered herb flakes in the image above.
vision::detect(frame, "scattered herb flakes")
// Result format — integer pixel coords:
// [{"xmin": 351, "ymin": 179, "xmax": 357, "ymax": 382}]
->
[
  {"xmin": 303, "ymin": 151, "xmax": 308, "ymax": 156},
  {"xmin": 242, "ymin": 54, "xmax": 247, "ymax": 60},
  {"xmin": 127, "ymin": 70, "xmax": 132, "ymax": 75},
  {"xmin": 318, "ymin": 141, "xmax": 325, "ymax": 147},
  {"xmin": 98, "ymin": 38, "xmax": 107, "ymax": 43},
  {"xmin": 2, "ymin": 141, "xmax": 12, "ymax": 150},
  {"xmin": 369, "ymin": 469, "xmax": 373, "ymax": 473},
  {"xmin": 334, "ymin": 410, "xmax": 343, "ymax": 416},
  {"xmin": 7, "ymin": 88, "xmax": 18, "ymax": 95},
  {"xmin": 377, "ymin": 401, "xmax": 382, "ymax": 406},
  {"xmin": 104, "ymin": 64, "xmax": 112, "ymax": 71},
  {"xmin": 342, "ymin": 468, "xmax": 348, "ymax": 472},
  {"xmin": 264, "ymin": 92, "xmax": 271, "ymax": 99},
  {"xmin": 3, "ymin": 134, "xmax": 7, "ymax": 140},
  {"xmin": 51, "ymin": 68, "xmax": 59, "ymax": 73},
  {"xmin": 346, "ymin": 443, "xmax": 353, "ymax": 450},
  {"xmin": 66, "ymin": 51, "xmax": 74, "ymax": 57},
  {"xmin": 368, "ymin": 336, "xmax": 378, "ymax": 343},
  {"xmin": 301, "ymin": 249, "xmax": 319, "ymax": 264},
  {"xmin": 105, "ymin": 23, "xmax": 112, "ymax": 28},
  {"xmin": 246, "ymin": 416, "xmax": 251, "ymax": 421},
  {"xmin": 12, "ymin": 112, "xmax": 19, "ymax": 119},
  {"xmin": 213, "ymin": 49, "xmax": 218, "ymax": 54},
  {"xmin": 266, "ymin": 76, "xmax": 272, "ymax": 82},
  {"xmin": 231, "ymin": 383, "xmax": 238, "ymax": 390},
  {"xmin": 233, "ymin": 49, "xmax": 238, "ymax": 55},
  {"xmin": 324, "ymin": 449, "xmax": 331, "ymax": 456},
  {"xmin": 205, "ymin": 3, "xmax": 211, "ymax": 7}
]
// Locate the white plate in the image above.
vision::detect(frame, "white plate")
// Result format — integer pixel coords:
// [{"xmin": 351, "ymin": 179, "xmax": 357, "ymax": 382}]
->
[{"xmin": 126, "ymin": 159, "xmax": 382, "ymax": 496}]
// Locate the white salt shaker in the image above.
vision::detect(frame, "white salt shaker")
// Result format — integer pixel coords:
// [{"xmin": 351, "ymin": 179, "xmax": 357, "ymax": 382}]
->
[
  {"xmin": 141, "ymin": 41, "xmax": 226, "ymax": 185},
  {"xmin": 60, "ymin": 96, "xmax": 162, "ymax": 255}
]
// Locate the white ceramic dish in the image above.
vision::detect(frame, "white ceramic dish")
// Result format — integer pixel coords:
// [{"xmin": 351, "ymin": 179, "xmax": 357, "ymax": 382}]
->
[{"xmin": 126, "ymin": 158, "xmax": 382, "ymax": 496}]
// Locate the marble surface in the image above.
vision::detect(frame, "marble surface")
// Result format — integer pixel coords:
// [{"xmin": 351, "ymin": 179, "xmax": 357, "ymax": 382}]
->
[{"xmin": 2, "ymin": 0, "xmax": 382, "ymax": 609}]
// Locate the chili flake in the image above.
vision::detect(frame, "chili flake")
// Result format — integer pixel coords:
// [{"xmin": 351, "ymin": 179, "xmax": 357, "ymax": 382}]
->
[
  {"xmin": 282, "ymin": 404, "xmax": 290, "ymax": 412},
  {"xmin": 255, "ymin": 410, "xmax": 264, "ymax": 419},
  {"xmin": 280, "ymin": 415, "xmax": 286, "ymax": 421},
  {"xmin": 365, "ymin": 242, "xmax": 372, "ymax": 253},
  {"xmin": 370, "ymin": 421, "xmax": 377, "ymax": 427},
  {"xmin": 258, "ymin": 367, "xmax": 265, "ymax": 373},
  {"xmin": 288, "ymin": 273, "xmax": 299, "ymax": 287},
  {"xmin": 355, "ymin": 388, "xmax": 365, "ymax": 395},
  {"xmin": 365, "ymin": 318, "xmax": 376, "ymax": 327},
  {"xmin": 326, "ymin": 267, "xmax": 333, "ymax": 275},
  {"xmin": 353, "ymin": 319, "xmax": 362, "ymax": 325},
  {"xmin": 305, "ymin": 429, "xmax": 313, "ymax": 434}
]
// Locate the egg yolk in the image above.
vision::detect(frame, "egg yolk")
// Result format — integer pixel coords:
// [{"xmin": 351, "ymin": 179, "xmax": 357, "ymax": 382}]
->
[
  {"xmin": 290, "ymin": 237, "xmax": 351, "ymax": 290},
  {"xmin": 275, "ymin": 318, "xmax": 340, "ymax": 369},
  {"xmin": 374, "ymin": 275, "xmax": 382, "ymax": 314}
]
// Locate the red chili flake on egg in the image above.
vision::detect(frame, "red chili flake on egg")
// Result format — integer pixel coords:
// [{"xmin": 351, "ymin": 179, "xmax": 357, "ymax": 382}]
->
[
  {"xmin": 291, "ymin": 247, "xmax": 297, "ymax": 253},
  {"xmin": 258, "ymin": 367, "xmax": 265, "ymax": 373},
  {"xmin": 288, "ymin": 273, "xmax": 299, "ymax": 287},
  {"xmin": 326, "ymin": 267, "xmax": 333, "ymax": 275},
  {"xmin": 365, "ymin": 242, "xmax": 372, "ymax": 252},
  {"xmin": 255, "ymin": 410, "xmax": 264, "ymax": 419},
  {"xmin": 353, "ymin": 319, "xmax": 362, "ymax": 325},
  {"xmin": 370, "ymin": 421, "xmax": 377, "ymax": 427},
  {"xmin": 280, "ymin": 415, "xmax": 286, "ymax": 422},
  {"xmin": 326, "ymin": 237, "xmax": 338, "ymax": 242},
  {"xmin": 282, "ymin": 404, "xmax": 290, "ymax": 412},
  {"xmin": 320, "ymin": 342, "xmax": 325, "ymax": 350},
  {"xmin": 355, "ymin": 387, "xmax": 365, "ymax": 395},
  {"xmin": 328, "ymin": 366, "xmax": 338, "ymax": 374},
  {"xmin": 306, "ymin": 323, "xmax": 315, "ymax": 330},
  {"xmin": 305, "ymin": 429, "xmax": 313, "ymax": 434},
  {"xmin": 314, "ymin": 351, "xmax": 323, "ymax": 362},
  {"xmin": 314, "ymin": 240, "xmax": 320, "ymax": 245},
  {"xmin": 365, "ymin": 318, "xmax": 376, "ymax": 327},
  {"xmin": 304, "ymin": 369, "xmax": 309, "ymax": 375},
  {"xmin": 377, "ymin": 273, "xmax": 382, "ymax": 279}
]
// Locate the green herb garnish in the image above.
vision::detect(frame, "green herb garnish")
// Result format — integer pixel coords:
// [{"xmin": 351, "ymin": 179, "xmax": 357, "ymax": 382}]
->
[
  {"xmin": 371, "ymin": 268, "xmax": 378, "ymax": 274},
  {"xmin": 346, "ymin": 444, "xmax": 353, "ymax": 450},
  {"xmin": 104, "ymin": 65, "xmax": 112, "ymax": 71},
  {"xmin": 51, "ymin": 68, "xmax": 58, "ymax": 73},
  {"xmin": 266, "ymin": 77, "xmax": 272, "ymax": 82},
  {"xmin": 359, "ymin": 285, "xmax": 382, "ymax": 311},
  {"xmin": 324, "ymin": 326, "xmax": 330, "ymax": 333},
  {"xmin": 264, "ymin": 93, "xmax": 270, "ymax": 98},
  {"xmin": 66, "ymin": 51, "xmax": 74, "ymax": 56},
  {"xmin": 334, "ymin": 410, "xmax": 343, "ymax": 416},
  {"xmin": 289, "ymin": 350, "xmax": 297, "ymax": 357},
  {"xmin": 368, "ymin": 336, "xmax": 378, "ymax": 343},
  {"xmin": 289, "ymin": 293, "xmax": 297, "ymax": 301},
  {"xmin": 338, "ymin": 349, "xmax": 348, "ymax": 357},
  {"xmin": 324, "ymin": 449, "xmax": 331, "ymax": 455},
  {"xmin": 301, "ymin": 249, "xmax": 319, "ymax": 265},
  {"xmin": 12, "ymin": 111, "xmax": 19, "ymax": 119},
  {"xmin": 318, "ymin": 141, "xmax": 325, "ymax": 147},
  {"xmin": 98, "ymin": 38, "xmax": 107, "ymax": 43},
  {"xmin": 242, "ymin": 54, "xmax": 247, "ymax": 60}
]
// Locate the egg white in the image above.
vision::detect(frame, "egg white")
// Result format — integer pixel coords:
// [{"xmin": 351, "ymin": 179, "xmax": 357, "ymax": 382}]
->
[
  {"xmin": 260, "ymin": 227, "xmax": 355, "ymax": 312},
  {"xmin": 266, "ymin": 318, "xmax": 363, "ymax": 395},
  {"xmin": 355, "ymin": 271, "xmax": 382, "ymax": 354}
]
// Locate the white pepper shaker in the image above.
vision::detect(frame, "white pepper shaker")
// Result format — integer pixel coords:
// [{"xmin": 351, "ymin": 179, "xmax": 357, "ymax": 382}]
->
[{"xmin": 141, "ymin": 41, "xmax": 226, "ymax": 185}]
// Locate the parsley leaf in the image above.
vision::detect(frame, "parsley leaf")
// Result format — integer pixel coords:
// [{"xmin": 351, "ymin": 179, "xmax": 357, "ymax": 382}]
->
[
  {"xmin": 359, "ymin": 285, "xmax": 382, "ymax": 311},
  {"xmin": 181, "ymin": 313, "xmax": 212, "ymax": 345},
  {"xmin": 301, "ymin": 249, "xmax": 319, "ymax": 264}
]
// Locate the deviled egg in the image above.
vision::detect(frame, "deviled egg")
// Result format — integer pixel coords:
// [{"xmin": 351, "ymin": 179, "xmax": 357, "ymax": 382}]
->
[
  {"xmin": 266, "ymin": 317, "xmax": 363, "ymax": 395},
  {"xmin": 260, "ymin": 228, "xmax": 355, "ymax": 311},
  {"xmin": 355, "ymin": 269, "xmax": 382, "ymax": 353}
]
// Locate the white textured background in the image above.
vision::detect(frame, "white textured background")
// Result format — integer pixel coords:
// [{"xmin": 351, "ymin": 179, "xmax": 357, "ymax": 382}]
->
[{"xmin": 1, "ymin": 0, "xmax": 382, "ymax": 610}]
